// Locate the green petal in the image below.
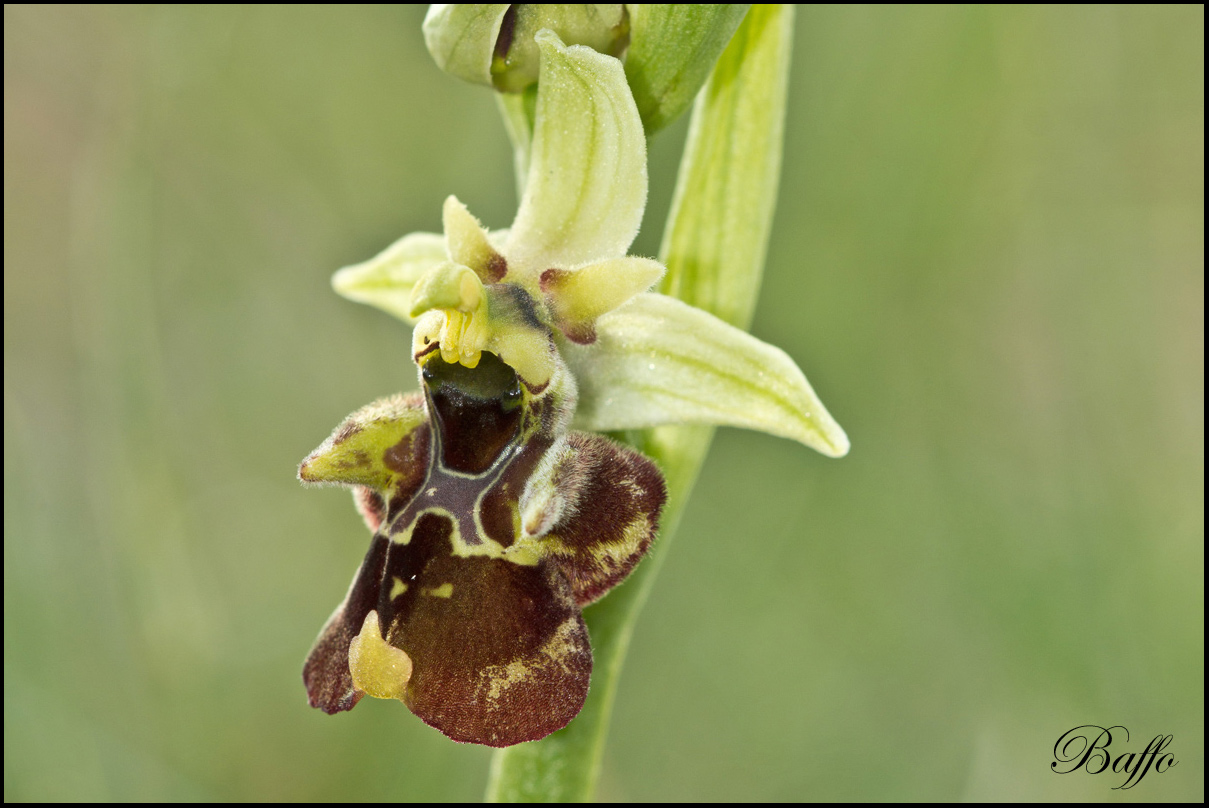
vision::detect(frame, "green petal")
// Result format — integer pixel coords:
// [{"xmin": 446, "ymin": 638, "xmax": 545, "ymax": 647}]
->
[
  {"xmin": 625, "ymin": 4, "xmax": 750, "ymax": 134},
  {"xmin": 443, "ymin": 196, "xmax": 507, "ymax": 282},
  {"xmin": 505, "ymin": 30, "xmax": 646, "ymax": 274},
  {"xmin": 422, "ymin": 4, "xmax": 511, "ymax": 87},
  {"xmin": 540, "ymin": 256, "xmax": 664, "ymax": 343},
  {"xmin": 563, "ymin": 293, "xmax": 849, "ymax": 457},
  {"xmin": 332, "ymin": 232, "xmax": 446, "ymax": 323}
]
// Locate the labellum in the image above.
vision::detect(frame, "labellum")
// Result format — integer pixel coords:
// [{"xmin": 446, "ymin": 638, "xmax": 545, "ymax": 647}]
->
[{"xmin": 300, "ymin": 334, "xmax": 665, "ymax": 746}]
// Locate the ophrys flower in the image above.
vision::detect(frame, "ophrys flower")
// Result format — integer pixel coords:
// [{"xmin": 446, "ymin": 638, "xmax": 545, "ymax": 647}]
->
[{"xmin": 300, "ymin": 29, "xmax": 846, "ymax": 748}]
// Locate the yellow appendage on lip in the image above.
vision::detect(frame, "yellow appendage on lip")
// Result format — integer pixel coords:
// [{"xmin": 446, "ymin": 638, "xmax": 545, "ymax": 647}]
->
[{"xmin": 349, "ymin": 610, "xmax": 413, "ymax": 701}]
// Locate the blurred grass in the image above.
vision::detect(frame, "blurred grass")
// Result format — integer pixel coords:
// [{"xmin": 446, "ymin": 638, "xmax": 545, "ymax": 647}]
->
[{"xmin": 4, "ymin": 5, "xmax": 1202, "ymax": 801}]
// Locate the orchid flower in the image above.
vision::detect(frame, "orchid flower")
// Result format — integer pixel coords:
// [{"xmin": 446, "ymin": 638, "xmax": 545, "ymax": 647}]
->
[{"xmin": 298, "ymin": 28, "xmax": 846, "ymax": 748}]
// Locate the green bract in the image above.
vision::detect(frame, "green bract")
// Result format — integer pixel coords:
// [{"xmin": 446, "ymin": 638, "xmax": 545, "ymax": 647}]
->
[
  {"xmin": 303, "ymin": 21, "xmax": 845, "ymax": 750},
  {"xmin": 624, "ymin": 4, "xmax": 750, "ymax": 133}
]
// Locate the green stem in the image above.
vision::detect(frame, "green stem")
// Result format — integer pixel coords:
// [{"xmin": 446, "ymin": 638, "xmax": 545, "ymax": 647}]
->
[
  {"xmin": 495, "ymin": 87, "xmax": 538, "ymax": 203},
  {"xmin": 485, "ymin": 6, "xmax": 794, "ymax": 801}
]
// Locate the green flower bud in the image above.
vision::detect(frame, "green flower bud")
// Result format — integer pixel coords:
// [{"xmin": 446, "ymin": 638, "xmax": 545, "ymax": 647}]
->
[
  {"xmin": 491, "ymin": 5, "xmax": 628, "ymax": 92},
  {"xmin": 424, "ymin": 5, "xmax": 752, "ymax": 134},
  {"xmin": 422, "ymin": 4, "xmax": 512, "ymax": 86},
  {"xmin": 423, "ymin": 4, "xmax": 628, "ymax": 93}
]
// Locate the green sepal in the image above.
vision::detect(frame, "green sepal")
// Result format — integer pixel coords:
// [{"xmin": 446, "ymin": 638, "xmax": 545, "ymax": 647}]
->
[
  {"xmin": 331, "ymin": 232, "xmax": 446, "ymax": 324},
  {"xmin": 563, "ymin": 293, "xmax": 849, "ymax": 457},
  {"xmin": 505, "ymin": 30, "xmax": 647, "ymax": 274}
]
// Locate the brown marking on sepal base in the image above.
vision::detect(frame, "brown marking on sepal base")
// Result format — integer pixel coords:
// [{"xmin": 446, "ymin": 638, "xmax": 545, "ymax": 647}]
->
[
  {"xmin": 521, "ymin": 377, "xmax": 549, "ymax": 396},
  {"xmin": 333, "ymin": 422, "xmax": 363, "ymax": 445},
  {"xmin": 538, "ymin": 267, "xmax": 568, "ymax": 293},
  {"xmin": 538, "ymin": 268, "xmax": 599, "ymax": 344},
  {"xmin": 414, "ymin": 340, "xmax": 441, "ymax": 361},
  {"xmin": 485, "ymin": 253, "xmax": 508, "ymax": 283},
  {"xmin": 558, "ymin": 322, "xmax": 597, "ymax": 345}
]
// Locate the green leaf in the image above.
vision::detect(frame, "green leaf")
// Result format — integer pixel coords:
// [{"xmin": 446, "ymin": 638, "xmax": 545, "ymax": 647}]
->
[
  {"xmin": 625, "ymin": 4, "xmax": 751, "ymax": 134},
  {"xmin": 658, "ymin": 1, "xmax": 794, "ymax": 330},
  {"xmin": 331, "ymin": 232, "xmax": 446, "ymax": 323},
  {"xmin": 564, "ymin": 292, "xmax": 848, "ymax": 456},
  {"xmin": 505, "ymin": 30, "xmax": 647, "ymax": 274}
]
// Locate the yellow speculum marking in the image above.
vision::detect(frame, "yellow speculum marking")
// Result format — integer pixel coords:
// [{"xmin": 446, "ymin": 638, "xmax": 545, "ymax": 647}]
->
[
  {"xmin": 348, "ymin": 610, "xmax": 413, "ymax": 701},
  {"xmin": 423, "ymin": 582, "xmax": 454, "ymax": 598},
  {"xmin": 390, "ymin": 506, "xmax": 460, "ymax": 546},
  {"xmin": 390, "ymin": 577, "xmax": 408, "ymax": 599}
]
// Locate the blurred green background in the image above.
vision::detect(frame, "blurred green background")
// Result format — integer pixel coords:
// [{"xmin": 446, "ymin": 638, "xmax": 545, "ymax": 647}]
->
[{"xmin": 4, "ymin": 5, "xmax": 1202, "ymax": 801}]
